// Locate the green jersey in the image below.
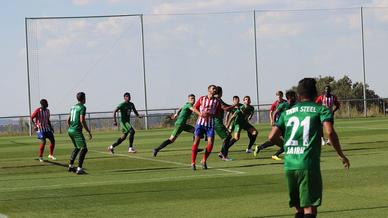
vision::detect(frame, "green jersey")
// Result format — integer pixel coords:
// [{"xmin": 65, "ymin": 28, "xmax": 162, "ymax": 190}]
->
[
  {"xmin": 68, "ymin": 103, "xmax": 86, "ymax": 132},
  {"xmin": 275, "ymin": 102, "xmax": 293, "ymax": 122},
  {"xmin": 175, "ymin": 102, "xmax": 193, "ymax": 125},
  {"xmin": 117, "ymin": 102, "xmax": 136, "ymax": 123},
  {"xmin": 241, "ymin": 104, "xmax": 254, "ymax": 121},
  {"xmin": 276, "ymin": 101, "xmax": 333, "ymax": 170}
]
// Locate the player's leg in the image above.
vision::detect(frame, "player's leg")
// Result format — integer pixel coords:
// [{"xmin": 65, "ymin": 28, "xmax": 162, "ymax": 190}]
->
[
  {"xmin": 246, "ymin": 124, "xmax": 258, "ymax": 153},
  {"xmin": 286, "ymin": 170, "xmax": 302, "ymax": 216},
  {"xmin": 201, "ymin": 127, "xmax": 215, "ymax": 170},
  {"xmin": 74, "ymin": 133, "xmax": 88, "ymax": 174},
  {"xmin": 303, "ymin": 207, "xmax": 317, "ymax": 218},
  {"xmin": 37, "ymin": 131, "xmax": 46, "ymax": 162},
  {"xmin": 294, "ymin": 207, "xmax": 304, "ymax": 218},
  {"xmin": 253, "ymin": 140, "xmax": 274, "ymax": 157},
  {"xmin": 47, "ymin": 132, "xmax": 56, "ymax": 160},
  {"xmin": 299, "ymin": 170, "xmax": 322, "ymax": 217},
  {"xmin": 272, "ymin": 146, "xmax": 284, "ymax": 161},
  {"xmin": 191, "ymin": 125, "xmax": 203, "ymax": 170},
  {"xmin": 153, "ymin": 125, "xmax": 183, "ymax": 157},
  {"xmin": 128, "ymin": 125, "xmax": 136, "ymax": 153},
  {"xmin": 108, "ymin": 122, "xmax": 130, "ymax": 154},
  {"xmin": 68, "ymin": 132, "xmax": 80, "ymax": 172}
]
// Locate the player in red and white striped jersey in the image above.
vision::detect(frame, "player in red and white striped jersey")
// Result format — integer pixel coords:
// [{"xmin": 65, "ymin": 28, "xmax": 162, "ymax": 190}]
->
[
  {"xmin": 316, "ymin": 85, "xmax": 340, "ymax": 145},
  {"xmin": 315, "ymin": 85, "xmax": 340, "ymax": 114},
  {"xmin": 31, "ymin": 99, "xmax": 56, "ymax": 162},
  {"xmin": 191, "ymin": 85, "xmax": 221, "ymax": 170}
]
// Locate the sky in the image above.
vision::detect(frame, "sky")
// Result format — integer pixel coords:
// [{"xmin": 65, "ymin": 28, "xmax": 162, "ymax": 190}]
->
[{"xmin": 1, "ymin": 0, "xmax": 388, "ymax": 117}]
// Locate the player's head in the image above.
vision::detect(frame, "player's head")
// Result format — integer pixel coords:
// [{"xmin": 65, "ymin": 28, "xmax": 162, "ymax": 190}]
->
[
  {"xmin": 297, "ymin": 78, "xmax": 317, "ymax": 101},
  {"xmin": 215, "ymin": 86, "xmax": 223, "ymax": 98},
  {"xmin": 76, "ymin": 92, "xmax": 86, "ymax": 103},
  {"xmin": 124, "ymin": 92, "xmax": 131, "ymax": 102},
  {"xmin": 40, "ymin": 99, "xmax": 48, "ymax": 108},
  {"xmin": 285, "ymin": 90, "xmax": 297, "ymax": 104},
  {"xmin": 324, "ymin": 85, "xmax": 332, "ymax": 96},
  {"xmin": 208, "ymin": 84, "xmax": 217, "ymax": 96},
  {"xmin": 233, "ymin": 96, "xmax": 240, "ymax": 104},
  {"xmin": 243, "ymin": 96, "xmax": 251, "ymax": 105},
  {"xmin": 188, "ymin": 94, "xmax": 195, "ymax": 104},
  {"xmin": 276, "ymin": 91, "xmax": 283, "ymax": 101}
]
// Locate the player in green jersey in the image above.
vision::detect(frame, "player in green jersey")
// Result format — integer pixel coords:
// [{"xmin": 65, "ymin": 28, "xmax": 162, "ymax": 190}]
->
[
  {"xmin": 254, "ymin": 90, "xmax": 297, "ymax": 160},
  {"xmin": 67, "ymin": 92, "xmax": 92, "ymax": 175},
  {"xmin": 268, "ymin": 78, "xmax": 350, "ymax": 218},
  {"xmin": 108, "ymin": 92, "xmax": 142, "ymax": 154},
  {"xmin": 153, "ymin": 94, "xmax": 197, "ymax": 157},
  {"xmin": 224, "ymin": 95, "xmax": 258, "ymax": 155}
]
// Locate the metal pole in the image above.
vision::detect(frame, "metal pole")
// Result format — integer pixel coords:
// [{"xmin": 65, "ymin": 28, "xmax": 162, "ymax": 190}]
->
[
  {"xmin": 59, "ymin": 114, "xmax": 62, "ymax": 134},
  {"xmin": 25, "ymin": 18, "xmax": 33, "ymax": 136},
  {"xmin": 360, "ymin": 7, "xmax": 368, "ymax": 117},
  {"xmin": 253, "ymin": 10, "xmax": 260, "ymax": 123},
  {"xmin": 140, "ymin": 14, "xmax": 149, "ymax": 130}
]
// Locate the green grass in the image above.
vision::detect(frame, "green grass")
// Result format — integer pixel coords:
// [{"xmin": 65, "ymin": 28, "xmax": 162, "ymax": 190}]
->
[{"xmin": 1, "ymin": 117, "xmax": 388, "ymax": 217}]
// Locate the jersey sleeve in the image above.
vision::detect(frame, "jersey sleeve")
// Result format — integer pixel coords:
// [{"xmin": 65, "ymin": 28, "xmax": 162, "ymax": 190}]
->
[
  {"xmin": 117, "ymin": 102, "xmax": 124, "ymax": 110},
  {"xmin": 31, "ymin": 108, "xmax": 40, "ymax": 119},
  {"xmin": 194, "ymin": 97, "xmax": 202, "ymax": 110},
  {"xmin": 315, "ymin": 96, "xmax": 322, "ymax": 104},
  {"xmin": 320, "ymin": 106, "xmax": 333, "ymax": 123},
  {"xmin": 80, "ymin": 105, "xmax": 86, "ymax": 116},
  {"xmin": 270, "ymin": 101, "xmax": 277, "ymax": 111}
]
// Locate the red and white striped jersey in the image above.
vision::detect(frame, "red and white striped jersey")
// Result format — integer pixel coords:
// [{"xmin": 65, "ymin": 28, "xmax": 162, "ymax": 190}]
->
[
  {"xmin": 31, "ymin": 108, "xmax": 52, "ymax": 132},
  {"xmin": 315, "ymin": 95, "xmax": 340, "ymax": 112},
  {"xmin": 194, "ymin": 96, "xmax": 221, "ymax": 127}
]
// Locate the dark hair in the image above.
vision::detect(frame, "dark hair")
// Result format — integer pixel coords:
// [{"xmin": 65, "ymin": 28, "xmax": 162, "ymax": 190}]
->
[
  {"xmin": 40, "ymin": 99, "xmax": 47, "ymax": 106},
  {"xmin": 233, "ymin": 95, "xmax": 240, "ymax": 99},
  {"xmin": 276, "ymin": 91, "xmax": 283, "ymax": 96},
  {"xmin": 297, "ymin": 78, "xmax": 317, "ymax": 100},
  {"xmin": 215, "ymin": 86, "xmax": 223, "ymax": 95},
  {"xmin": 285, "ymin": 90, "xmax": 296, "ymax": 100},
  {"xmin": 124, "ymin": 92, "xmax": 130, "ymax": 97},
  {"xmin": 243, "ymin": 96, "xmax": 250, "ymax": 100},
  {"xmin": 188, "ymin": 94, "xmax": 195, "ymax": 98},
  {"xmin": 208, "ymin": 84, "xmax": 216, "ymax": 90},
  {"xmin": 76, "ymin": 92, "xmax": 86, "ymax": 101}
]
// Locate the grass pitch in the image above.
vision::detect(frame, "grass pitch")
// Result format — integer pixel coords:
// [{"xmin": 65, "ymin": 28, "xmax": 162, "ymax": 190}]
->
[{"xmin": 0, "ymin": 117, "xmax": 388, "ymax": 217}]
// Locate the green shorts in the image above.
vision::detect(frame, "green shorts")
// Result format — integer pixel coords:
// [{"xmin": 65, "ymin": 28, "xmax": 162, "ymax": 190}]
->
[
  {"xmin": 120, "ymin": 121, "xmax": 133, "ymax": 134},
  {"xmin": 285, "ymin": 169, "xmax": 322, "ymax": 208},
  {"xmin": 68, "ymin": 129, "xmax": 87, "ymax": 149},
  {"xmin": 171, "ymin": 123, "xmax": 194, "ymax": 138},
  {"xmin": 214, "ymin": 119, "xmax": 230, "ymax": 140},
  {"xmin": 231, "ymin": 121, "xmax": 255, "ymax": 134}
]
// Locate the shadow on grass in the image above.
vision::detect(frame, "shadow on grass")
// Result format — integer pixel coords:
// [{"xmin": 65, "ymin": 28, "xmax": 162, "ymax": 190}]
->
[{"xmin": 251, "ymin": 205, "xmax": 388, "ymax": 218}]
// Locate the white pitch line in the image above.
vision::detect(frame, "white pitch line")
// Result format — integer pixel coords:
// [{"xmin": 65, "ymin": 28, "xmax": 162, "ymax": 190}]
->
[
  {"xmin": 90, "ymin": 150, "xmax": 246, "ymax": 174},
  {"xmin": 0, "ymin": 173, "xmax": 230, "ymax": 192},
  {"xmin": 0, "ymin": 214, "xmax": 7, "ymax": 218}
]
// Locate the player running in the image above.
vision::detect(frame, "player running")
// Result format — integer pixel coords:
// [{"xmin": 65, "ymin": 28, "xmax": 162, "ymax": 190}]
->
[
  {"xmin": 153, "ymin": 94, "xmax": 197, "ymax": 157},
  {"xmin": 31, "ymin": 99, "xmax": 56, "ymax": 162},
  {"xmin": 108, "ymin": 92, "xmax": 142, "ymax": 154},
  {"xmin": 191, "ymin": 85, "xmax": 221, "ymax": 170},
  {"xmin": 254, "ymin": 90, "xmax": 297, "ymax": 160},
  {"xmin": 224, "ymin": 96, "xmax": 258, "ymax": 154},
  {"xmin": 268, "ymin": 78, "xmax": 349, "ymax": 218},
  {"xmin": 315, "ymin": 85, "xmax": 340, "ymax": 145},
  {"xmin": 67, "ymin": 92, "xmax": 92, "ymax": 175}
]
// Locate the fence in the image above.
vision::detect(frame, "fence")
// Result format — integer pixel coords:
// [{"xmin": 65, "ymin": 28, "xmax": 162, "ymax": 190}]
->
[
  {"xmin": 23, "ymin": 7, "xmax": 388, "ymax": 136},
  {"xmin": 1, "ymin": 98, "xmax": 387, "ymax": 136}
]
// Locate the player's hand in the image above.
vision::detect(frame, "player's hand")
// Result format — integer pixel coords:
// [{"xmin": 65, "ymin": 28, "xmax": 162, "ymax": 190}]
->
[
  {"xmin": 113, "ymin": 121, "xmax": 117, "ymax": 126},
  {"xmin": 51, "ymin": 128, "xmax": 55, "ymax": 133},
  {"xmin": 270, "ymin": 121, "xmax": 274, "ymax": 126},
  {"xmin": 88, "ymin": 132, "xmax": 92, "ymax": 140},
  {"xmin": 34, "ymin": 127, "xmax": 38, "ymax": 131},
  {"xmin": 137, "ymin": 115, "xmax": 143, "ymax": 119},
  {"xmin": 340, "ymin": 156, "xmax": 350, "ymax": 169},
  {"xmin": 171, "ymin": 114, "xmax": 178, "ymax": 119}
]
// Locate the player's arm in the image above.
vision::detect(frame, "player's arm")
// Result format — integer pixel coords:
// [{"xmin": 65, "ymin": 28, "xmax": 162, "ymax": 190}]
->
[
  {"xmin": 47, "ymin": 112, "xmax": 54, "ymax": 132},
  {"xmin": 113, "ymin": 108, "xmax": 119, "ymax": 126},
  {"xmin": 80, "ymin": 114, "xmax": 92, "ymax": 140},
  {"xmin": 172, "ymin": 108, "xmax": 183, "ymax": 119},
  {"xmin": 269, "ymin": 103, "xmax": 276, "ymax": 126},
  {"xmin": 315, "ymin": 96, "xmax": 322, "ymax": 104},
  {"xmin": 31, "ymin": 109, "xmax": 38, "ymax": 130},
  {"xmin": 247, "ymin": 108, "xmax": 254, "ymax": 121},
  {"xmin": 323, "ymin": 121, "xmax": 350, "ymax": 169},
  {"xmin": 67, "ymin": 115, "xmax": 70, "ymax": 127},
  {"xmin": 192, "ymin": 98, "xmax": 203, "ymax": 117},
  {"xmin": 132, "ymin": 104, "xmax": 142, "ymax": 118},
  {"xmin": 333, "ymin": 96, "xmax": 340, "ymax": 114}
]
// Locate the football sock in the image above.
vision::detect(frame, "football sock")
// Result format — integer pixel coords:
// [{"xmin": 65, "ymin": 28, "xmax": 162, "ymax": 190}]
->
[
  {"xmin": 112, "ymin": 137, "xmax": 125, "ymax": 148},
  {"xmin": 304, "ymin": 214, "xmax": 316, "ymax": 218},
  {"xmin": 295, "ymin": 212, "xmax": 304, "ymax": 218},
  {"xmin": 49, "ymin": 144, "xmax": 55, "ymax": 156},
  {"xmin": 247, "ymin": 132, "xmax": 257, "ymax": 150},
  {"xmin": 220, "ymin": 136, "xmax": 231, "ymax": 156},
  {"xmin": 129, "ymin": 132, "xmax": 135, "ymax": 147},
  {"xmin": 260, "ymin": 140, "xmax": 274, "ymax": 149},
  {"xmin": 191, "ymin": 143, "xmax": 199, "ymax": 164},
  {"xmin": 69, "ymin": 148, "xmax": 80, "ymax": 165},
  {"xmin": 203, "ymin": 143, "xmax": 213, "ymax": 161},
  {"xmin": 78, "ymin": 148, "xmax": 88, "ymax": 168},
  {"xmin": 39, "ymin": 143, "xmax": 45, "ymax": 157},
  {"xmin": 227, "ymin": 139, "xmax": 237, "ymax": 150},
  {"xmin": 156, "ymin": 139, "xmax": 173, "ymax": 151},
  {"xmin": 274, "ymin": 147, "xmax": 284, "ymax": 157}
]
